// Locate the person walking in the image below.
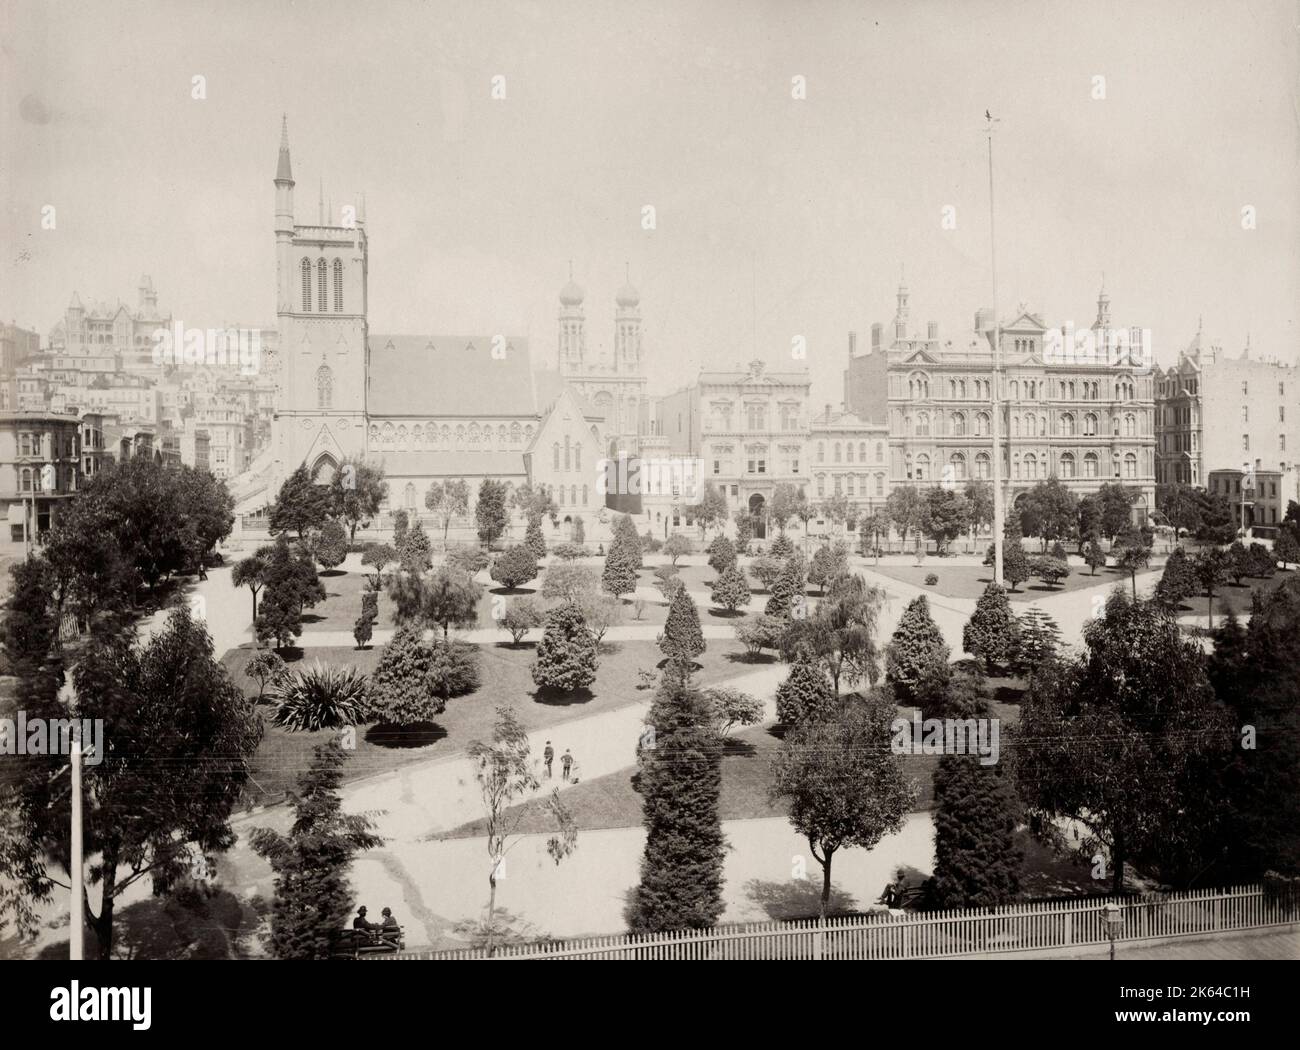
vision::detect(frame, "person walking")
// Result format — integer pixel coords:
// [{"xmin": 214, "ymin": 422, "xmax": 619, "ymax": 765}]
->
[
  {"xmin": 561, "ymin": 748, "xmax": 573, "ymax": 782},
  {"xmin": 543, "ymin": 740, "xmax": 555, "ymax": 779}
]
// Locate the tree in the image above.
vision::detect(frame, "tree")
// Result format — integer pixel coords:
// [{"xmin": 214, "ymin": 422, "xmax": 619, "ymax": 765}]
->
[
  {"xmin": 779, "ymin": 573, "xmax": 884, "ymax": 694},
  {"xmin": 662, "ymin": 533, "xmax": 693, "ymax": 566},
  {"xmin": 315, "ymin": 519, "xmax": 348, "ymax": 571},
  {"xmin": 1083, "ymin": 538, "xmax": 1107, "ymax": 575},
  {"xmin": 524, "ymin": 519, "xmax": 547, "ymax": 561},
  {"xmin": 1247, "ymin": 542, "xmax": 1276, "ymax": 579},
  {"xmin": 601, "ymin": 524, "xmax": 640, "ymax": 598},
  {"xmin": 254, "ymin": 537, "xmax": 323, "ymax": 650},
  {"xmin": 775, "ymin": 652, "xmax": 837, "ymax": 726},
  {"xmin": 990, "ymin": 510, "xmax": 1032, "ymax": 592},
  {"xmin": 1096, "ymin": 482, "xmax": 1137, "ymax": 543},
  {"xmin": 693, "ymin": 483, "xmax": 728, "ymax": 538},
  {"xmin": 426, "ymin": 638, "xmax": 481, "ymax": 702},
  {"xmin": 1194, "ymin": 489, "xmax": 1238, "ymax": 544},
  {"xmin": 579, "ymin": 593, "xmax": 623, "ymax": 645},
  {"xmin": 734, "ymin": 614, "xmax": 784, "ymax": 659},
  {"xmin": 1013, "ymin": 606, "xmax": 1061, "ymax": 675},
  {"xmin": 749, "ymin": 555, "xmax": 784, "ymax": 591},
  {"xmin": 232, "ymin": 550, "xmax": 270, "ymax": 625},
  {"xmin": 360, "ymin": 543, "xmax": 398, "ymax": 589},
  {"xmin": 1030, "ymin": 555, "xmax": 1070, "ymax": 590},
  {"xmin": 3, "ymin": 608, "xmax": 262, "ymax": 958},
  {"xmin": 1277, "ymin": 525, "xmax": 1300, "ymax": 568},
  {"xmin": 1227, "ymin": 540, "xmax": 1253, "ymax": 586},
  {"xmin": 388, "ymin": 565, "xmax": 482, "ymax": 640},
  {"xmin": 964, "ymin": 480, "xmax": 994, "ymax": 547},
  {"xmin": 770, "ymin": 698, "xmax": 915, "ymax": 922},
  {"xmin": 353, "ymin": 600, "xmax": 377, "ymax": 649},
  {"xmin": 765, "ymin": 557, "xmax": 807, "ymax": 619},
  {"xmin": 859, "ymin": 508, "xmax": 891, "ymax": 562},
  {"xmin": 367, "ymin": 624, "xmax": 441, "ymax": 724},
  {"xmin": 1193, "ymin": 548, "xmax": 1228, "ymax": 629},
  {"xmin": 249, "ymin": 741, "xmax": 382, "ymax": 959},
  {"xmin": 256, "ymin": 586, "xmax": 304, "ymax": 651},
  {"xmin": 445, "ymin": 543, "xmax": 490, "ymax": 576},
  {"xmin": 542, "ymin": 562, "xmax": 599, "ymax": 603},
  {"xmin": 329, "ymin": 457, "xmax": 388, "ymax": 542},
  {"xmin": 425, "ymin": 479, "xmax": 470, "ymax": 547},
  {"xmin": 1076, "ymin": 496, "xmax": 1102, "ymax": 553},
  {"xmin": 818, "ymin": 493, "xmax": 852, "ymax": 536},
  {"xmin": 769, "ymin": 483, "xmax": 801, "ymax": 535},
  {"xmin": 466, "ymin": 706, "xmax": 577, "ymax": 954},
  {"xmin": 531, "ymin": 601, "xmax": 599, "ymax": 692},
  {"xmin": 706, "ymin": 535, "xmax": 737, "ymax": 575},
  {"xmin": 787, "ymin": 487, "xmax": 814, "ymax": 548},
  {"xmin": 963, "ymin": 583, "xmax": 1019, "ymax": 675},
  {"xmin": 885, "ymin": 595, "xmax": 950, "ymax": 708},
  {"xmin": 269, "ymin": 464, "xmax": 331, "ymax": 539},
  {"xmin": 1021, "ymin": 477, "xmax": 1078, "ymax": 550},
  {"xmin": 174, "ymin": 464, "xmax": 236, "ymax": 574},
  {"xmin": 1155, "ymin": 546, "xmax": 1197, "ymax": 608},
  {"xmin": 244, "ymin": 649, "xmax": 287, "ymax": 701},
  {"xmin": 628, "ymin": 681, "xmax": 725, "ymax": 932},
  {"xmin": 807, "ymin": 541, "xmax": 850, "ymax": 595},
  {"xmin": 489, "ymin": 545, "xmax": 540, "ymax": 591},
  {"xmin": 710, "ymin": 564, "xmax": 751, "ymax": 613},
  {"xmin": 399, "ymin": 519, "xmax": 433, "ymax": 574},
  {"xmin": 660, "ymin": 588, "xmax": 706, "ymax": 673},
  {"xmin": 475, "ymin": 479, "xmax": 511, "ymax": 545},
  {"xmin": 572, "ymin": 515, "xmax": 585, "ymax": 545},
  {"xmin": 770, "ymin": 532, "xmax": 795, "ymax": 559},
  {"xmin": 1016, "ymin": 591, "xmax": 1232, "ymax": 893},
  {"xmin": 511, "ymin": 482, "xmax": 559, "ymax": 536},
  {"xmin": 1156, "ymin": 482, "xmax": 1203, "ymax": 540},
  {"xmin": 611, "ymin": 513, "xmax": 644, "ymax": 570},
  {"xmin": 1114, "ymin": 530, "xmax": 1152, "ymax": 598},
  {"xmin": 391, "ymin": 509, "xmax": 409, "ymax": 551},
  {"xmin": 501, "ymin": 596, "xmax": 544, "ymax": 645},
  {"xmin": 921, "ymin": 487, "xmax": 970, "ymax": 555},
  {"xmin": 269, "ymin": 663, "xmax": 370, "ymax": 731},
  {"xmin": 885, "ymin": 487, "xmax": 924, "ymax": 549},
  {"xmin": 701, "ymin": 687, "xmax": 764, "ymax": 738}
]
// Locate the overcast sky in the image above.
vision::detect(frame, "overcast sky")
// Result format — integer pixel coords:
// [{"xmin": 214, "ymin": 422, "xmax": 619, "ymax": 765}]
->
[{"xmin": 4, "ymin": 0, "xmax": 1297, "ymax": 403}]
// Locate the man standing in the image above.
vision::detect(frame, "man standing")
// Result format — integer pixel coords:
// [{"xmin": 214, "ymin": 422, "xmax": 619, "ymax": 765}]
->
[
  {"xmin": 561, "ymin": 748, "xmax": 574, "ymax": 782},
  {"xmin": 543, "ymin": 740, "xmax": 555, "ymax": 779}
]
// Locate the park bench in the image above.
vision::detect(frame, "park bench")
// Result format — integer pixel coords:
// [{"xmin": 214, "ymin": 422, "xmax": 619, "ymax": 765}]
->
[{"xmin": 330, "ymin": 926, "xmax": 406, "ymax": 959}]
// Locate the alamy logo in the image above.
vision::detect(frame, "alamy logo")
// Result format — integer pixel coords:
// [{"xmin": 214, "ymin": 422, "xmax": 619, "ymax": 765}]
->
[
  {"xmin": 597, "ymin": 456, "xmax": 705, "ymax": 505},
  {"xmin": 0, "ymin": 712, "xmax": 104, "ymax": 766},
  {"xmin": 49, "ymin": 982, "xmax": 151, "ymax": 1030},
  {"xmin": 151, "ymin": 320, "xmax": 262, "ymax": 374},
  {"xmin": 889, "ymin": 708, "xmax": 1000, "ymax": 766}
]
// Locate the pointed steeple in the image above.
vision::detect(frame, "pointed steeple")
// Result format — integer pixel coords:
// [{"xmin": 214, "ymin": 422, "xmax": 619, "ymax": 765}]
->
[
  {"xmin": 275, "ymin": 115, "xmax": 294, "ymax": 184},
  {"xmin": 318, "ymin": 179, "xmax": 324, "ymax": 225}
]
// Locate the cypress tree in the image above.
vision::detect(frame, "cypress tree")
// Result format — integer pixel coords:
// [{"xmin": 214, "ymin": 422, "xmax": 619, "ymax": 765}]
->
[
  {"xmin": 885, "ymin": 594, "xmax": 951, "ymax": 707},
  {"xmin": 963, "ymin": 582, "xmax": 1018, "ymax": 675},
  {"xmin": 1155, "ymin": 546, "xmax": 1197, "ymax": 608},
  {"xmin": 660, "ymin": 588, "xmax": 706, "ymax": 670},
  {"xmin": 531, "ymin": 600, "xmax": 599, "ymax": 692},
  {"xmin": 765, "ymin": 558, "xmax": 806, "ymax": 618},
  {"xmin": 774, "ymin": 652, "xmax": 837, "ymax": 727},
  {"xmin": 524, "ymin": 518, "xmax": 547, "ymax": 561},
  {"xmin": 627, "ymin": 681, "xmax": 725, "ymax": 932},
  {"xmin": 928, "ymin": 748, "xmax": 1023, "ymax": 908}
]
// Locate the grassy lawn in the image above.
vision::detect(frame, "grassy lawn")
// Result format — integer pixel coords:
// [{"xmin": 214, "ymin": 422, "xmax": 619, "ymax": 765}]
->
[
  {"xmin": 1172, "ymin": 565, "xmax": 1298, "ymax": 623},
  {"xmin": 870, "ymin": 561, "xmax": 1136, "ymax": 602},
  {"xmin": 220, "ymin": 637, "xmax": 751, "ymax": 805}
]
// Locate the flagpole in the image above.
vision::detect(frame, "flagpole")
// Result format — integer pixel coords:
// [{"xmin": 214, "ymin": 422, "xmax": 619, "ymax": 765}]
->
[{"xmin": 986, "ymin": 112, "xmax": 1005, "ymax": 583}]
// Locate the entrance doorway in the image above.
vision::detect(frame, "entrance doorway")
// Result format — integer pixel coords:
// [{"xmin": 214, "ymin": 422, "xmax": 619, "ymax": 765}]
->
[{"xmin": 748, "ymin": 493, "xmax": 767, "ymax": 540}]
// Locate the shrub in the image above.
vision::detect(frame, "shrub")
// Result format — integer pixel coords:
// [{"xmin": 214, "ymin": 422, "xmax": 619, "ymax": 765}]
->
[
  {"xmin": 925, "ymin": 573, "xmax": 939, "ymax": 586},
  {"xmin": 702, "ymin": 687, "xmax": 764, "ymax": 737},
  {"xmin": 524, "ymin": 519, "xmax": 547, "ymax": 561},
  {"xmin": 1248, "ymin": 542, "xmax": 1276, "ymax": 578},
  {"xmin": 245, "ymin": 649, "xmax": 287, "ymax": 701},
  {"xmin": 1013, "ymin": 607, "xmax": 1061, "ymax": 674},
  {"xmin": 353, "ymin": 604, "xmax": 377, "ymax": 649},
  {"xmin": 446, "ymin": 543, "xmax": 489, "ymax": 576},
  {"xmin": 765, "ymin": 559, "xmax": 807, "ymax": 619},
  {"xmin": 315, "ymin": 519, "xmax": 348, "ymax": 570},
  {"xmin": 770, "ymin": 533, "xmax": 795, "ymax": 559},
  {"xmin": 500, "ymin": 596, "xmax": 544, "ymax": 645},
  {"xmin": 663, "ymin": 534, "xmax": 694, "ymax": 566},
  {"xmin": 660, "ymin": 588, "xmax": 706, "ymax": 667},
  {"xmin": 368, "ymin": 624, "xmax": 441, "ymax": 724},
  {"xmin": 653, "ymin": 564, "xmax": 683, "ymax": 600},
  {"xmin": 489, "ymin": 545, "xmax": 540, "ymax": 590},
  {"xmin": 542, "ymin": 562, "xmax": 599, "ymax": 603},
  {"xmin": 706, "ymin": 536, "xmax": 737, "ymax": 575},
  {"xmin": 553, "ymin": 543, "xmax": 589, "ymax": 561},
  {"xmin": 1029, "ymin": 555, "xmax": 1070, "ymax": 589},
  {"xmin": 735, "ymin": 614, "xmax": 784, "ymax": 658},
  {"xmin": 269, "ymin": 663, "xmax": 369, "ymax": 731},
  {"xmin": 640, "ymin": 531, "xmax": 663, "ymax": 555},
  {"xmin": 775, "ymin": 654, "xmax": 836, "ymax": 727},
  {"xmin": 531, "ymin": 601, "xmax": 599, "ymax": 691},
  {"xmin": 885, "ymin": 595, "xmax": 950, "ymax": 707},
  {"xmin": 400, "ymin": 519, "xmax": 433, "ymax": 574},
  {"xmin": 427, "ymin": 638, "xmax": 481, "ymax": 701},
  {"xmin": 710, "ymin": 564, "xmax": 751, "ymax": 613},
  {"xmin": 749, "ymin": 555, "xmax": 784, "ymax": 591},
  {"xmin": 579, "ymin": 593, "xmax": 624, "ymax": 644},
  {"xmin": 1083, "ymin": 539, "xmax": 1107, "ymax": 574},
  {"xmin": 1155, "ymin": 546, "xmax": 1197, "ymax": 608}
]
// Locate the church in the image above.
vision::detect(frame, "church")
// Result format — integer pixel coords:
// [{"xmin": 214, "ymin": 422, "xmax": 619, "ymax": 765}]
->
[{"xmin": 232, "ymin": 120, "xmax": 650, "ymax": 541}]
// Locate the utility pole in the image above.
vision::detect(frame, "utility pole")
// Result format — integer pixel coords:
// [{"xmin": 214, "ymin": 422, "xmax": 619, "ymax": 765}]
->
[
  {"xmin": 985, "ymin": 111, "xmax": 1005, "ymax": 582},
  {"xmin": 70, "ymin": 728, "xmax": 84, "ymax": 960}
]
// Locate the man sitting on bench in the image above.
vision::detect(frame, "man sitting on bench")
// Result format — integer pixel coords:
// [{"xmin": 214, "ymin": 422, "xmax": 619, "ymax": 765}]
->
[
  {"xmin": 377, "ymin": 907, "xmax": 402, "ymax": 949},
  {"xmin": 353, "ymin": 906, "xmax": 379, "ymax": 940}
]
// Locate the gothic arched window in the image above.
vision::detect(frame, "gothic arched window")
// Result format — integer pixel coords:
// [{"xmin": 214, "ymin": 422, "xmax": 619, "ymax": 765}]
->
[
  {"xmin": 317, "ymin": 258, "xmax": 328, "ymax": 312},
  {"xmin": 333, "ymin": 259, "xmax": 344, "ymax": 312},
  {"xmin": 316, "ymin": 364, "xmax": 333, "ymax": 409},
  {"xmin": 301, "ymin": 258, "xmax": 312, "ymax": 311}
]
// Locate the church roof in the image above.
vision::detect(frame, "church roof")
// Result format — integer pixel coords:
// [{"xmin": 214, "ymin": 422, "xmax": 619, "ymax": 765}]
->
[
  {"xmin": 367, "ymin": 334, "xmax": 534, "ymax": 416},
  {"xmin": 373, "ymin": 450, "xmax": 526, "ymax": 478}
]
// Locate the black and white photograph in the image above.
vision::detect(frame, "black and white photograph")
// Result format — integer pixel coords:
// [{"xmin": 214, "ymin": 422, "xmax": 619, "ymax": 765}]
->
[{"xmin": 1, "ymin": 0, "xmax": 1297, "ymax": 1013}]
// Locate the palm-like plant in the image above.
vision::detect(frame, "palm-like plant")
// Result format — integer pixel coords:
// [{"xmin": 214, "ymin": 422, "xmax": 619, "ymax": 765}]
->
[{"xmin": 269, "ymin": 662, "xmax": 370, "ymax": 731}]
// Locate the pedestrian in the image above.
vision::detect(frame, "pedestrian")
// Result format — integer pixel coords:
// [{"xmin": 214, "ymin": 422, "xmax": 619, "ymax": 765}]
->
[
  {"xmin": 543, "ymin": 740, "xmax": 554, "ymax": 778},
  {"xmin": 561, "ymin": 748, "xmax": 573, "ymax": 781}
]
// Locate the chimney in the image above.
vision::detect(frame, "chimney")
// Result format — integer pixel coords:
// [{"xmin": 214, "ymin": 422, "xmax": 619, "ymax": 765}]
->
[
  {"xmin": 848, "ymin": 331, "xmax": 857, "ymax": 356},
  {"xmin": 824, "ymin": 402, "xmax": 832, "ymax": 422},
  {"xmin": 871, "ymin": 323, "xmax": 882, "ymax": 351},
  {"xmin": 928, "ymin": 321, "xmax": 938, "ymax": 341}
]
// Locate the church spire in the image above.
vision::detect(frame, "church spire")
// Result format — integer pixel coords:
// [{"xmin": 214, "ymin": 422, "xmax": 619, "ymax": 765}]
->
[{"xmin": 275, "ymin": 115, "xmax": 294, "ymax": 184}]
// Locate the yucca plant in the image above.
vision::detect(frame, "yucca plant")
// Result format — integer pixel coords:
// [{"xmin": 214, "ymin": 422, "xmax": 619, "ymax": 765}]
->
[{"xmin": 269, "ymin": 662, "xmax": 369, "ymax": 732}]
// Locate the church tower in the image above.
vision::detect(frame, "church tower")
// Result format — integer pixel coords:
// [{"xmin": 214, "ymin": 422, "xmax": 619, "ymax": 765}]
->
[
  {"xmin": 270, "ymin": 118, "xmax": 369, "ymax": 493},
  {"xmin": 614, "ymin": 265, "xmax": 641, "ymax": 374},
  {"xmin": 557, "ymin": 263, "xmax": 586, "ymax": 372}
]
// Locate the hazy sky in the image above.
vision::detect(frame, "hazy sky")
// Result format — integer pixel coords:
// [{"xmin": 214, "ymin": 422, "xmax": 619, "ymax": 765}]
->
[{"xmin": 4, "ymin": 0, "xmax": 1297, "ymax": 404}]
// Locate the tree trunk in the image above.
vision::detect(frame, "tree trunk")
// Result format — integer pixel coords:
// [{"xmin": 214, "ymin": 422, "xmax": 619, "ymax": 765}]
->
[
  {"xmin": 92, "ymin": 853, "xmax": 119, "ymax": 960},
  {"xmin": 1206, "ymin": 589, "xmax": 1214, "ymax": 630},
  {"xmin": 820, "ymin": 853, "xmax": 833, "ymax": 924},
  {"xmin": 1130, "ymin": 571, "xmax": 1137, "ymax": 599},
  {"xmin": 486, "ymin": 860, "xmax": 499, "ymax": 957},
  {"xmin": 1111, "ymin": 832, "xmax": 1125, "ymax": 896}
]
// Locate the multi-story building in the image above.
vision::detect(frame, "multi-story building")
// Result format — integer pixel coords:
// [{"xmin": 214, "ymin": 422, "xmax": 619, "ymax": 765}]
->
[
  {"xmin": 655, "ymin": 358, "xmax": 810, "ymax": 538},
  {"xmin": 0, "ymin": 411, "xmax": 85, "ymax": 543},
  {"xmin": 48, "ymin": 277, "xmax": 170, "ymax": 367},
  {"xmin": 809, "ymin": 403, "xmax": 891, "ymax": 515},
  {"xmin": 1207, "ymin": 467, "xmax": 1299, "ymax": 535},
  {"xmin": 1155, "ymin": 325, "xmax": 1297, "ymax": 488},
  {"xmin": 1, "ymin": 324, "xmax": 41, "ymax": 410},
  {"xmin": 845, "ymin": 282, "xmax": 1157, "ymax": 526}
]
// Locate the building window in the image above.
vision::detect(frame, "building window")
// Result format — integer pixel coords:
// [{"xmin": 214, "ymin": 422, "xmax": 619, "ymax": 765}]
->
[
  {"xmin": 816, "ymin": 442, "xmax": 825, "ymax": 463},
  {"xmin": 564, "ymin": 436, "xmax": 571, "ymax": 470},
  {"xmin": 713, "ymin": 459, "xmax": 721, "ymax": 475},
  {"xmin": 1124, "ymin": 453, "xmax": 1137, "ymax": 479},
  {"xmin": 834, "ymin": 475, "xmax": 842, "ymax": 495},
  {"xmin": 1061, "ymin": 413, "xmax": 1075, "ymax": 436},
  {"xmin": 553, "ymin": 443, "xmax": 560, "ymax": 470},
  {"xmin": 876, "ymin": 442, "xmax": 884, "ymax": 461},
  {"xmin": 317, "ymin": 258, "xmax": 328, "ymax": 312},
  {"xmin": 975, "ymin": 452, "xmax": 990, "ymax": 480},
  {"xmin": 746, "ymin": 404, "xmax": 766, "ymax": 431},
  {"xmin": 875, "ymin": 474, "xmax": 884, "ymax": 496},
  {"xmin": 846, "ymin": 443, "xmax": 854, "ymax": 463},
  {"xmin": 316, "ymin": 365, "xmax": 333, "ymax": 409},
  {"xmin": 780, "ymin": 404, "xmax": 799, "ymax": 430},
  {"xmin": 816, "ymin": 474, "xmax": 825, "ymax": 497},
  {"xmin": 333, "ymin": 259, "xmax": 344, "ymax": 312},
  {"xmin": 914, "ymin": 454, "xmax": 929, "ymax": 481},
  {"xmin": 834, "ymin": 442, "xmax": 842, "ymax": 463},
  {"xmin": 1242, "ymin": 381, "xmax": 1248, "ymax": 396},
  {"xmin": 916, "ymin": 412, "xmax": 930, "ymax": 436},
  {"xmin": 1243, "ymin": 434, "xmax": 1250, "ymax": 452},
  {"xmin": 747, "ymin": 458, "xmax": 766, "ymax": 474},
  {"xmin": 951, "ymin": 412, "xmax": 966, "ymax": 436},
  {"xmin": 949, "ymin": 452, "xmax": 967, "ymax": 480},
  {"xmin": 1242, "ymin": 405, "xmax": 1248, "ymax": 423},
  {"xmin": 301, "ymin": 258, "xmax": 312, "ymax": 310},
  {"xmin": 1060, "ymin": 452, "xmax": 1075, "ymax": 479}
]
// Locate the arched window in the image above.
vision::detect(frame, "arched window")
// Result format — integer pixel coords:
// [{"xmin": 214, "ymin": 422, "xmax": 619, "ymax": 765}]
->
[
  {"xmin": 1060, "ymin": 452, "xmax": 1076, "ymax": 478},
  {"xmin": 1084, "ymin": 412, "xmax": 1098, "ymax": 436},
  {"xmin": 511, "ymin": 421, "xmax": 522, "ymax": 444},
  {"xmin": 1024, "ymin": 453, "xmax": 1037, "ymax": 479},
  {"xmin": 441, "ymin": 425, "xmax": 450, "ymax": 443},
  {"xmin": 570, "ymin": 485, "xmax": 577, "ymax": 505},
  {"xmin": 317, "ymin": 258, "xmax": 328, "ymax": 312},
  {"xmin": 582, "ymin": 484, "xmax": 588, "ymax": 505},
  {"xmin": 405, "ymin": 483, "xmax": 416, "ymax": 509},
  {"xmin": 876, "ymin": 442, "xmax": 884, "ymax": 462},
  {"xmin": 817, "ymin": 442, "xmax": 825, "ymax": 463},
  {"xmin": 1010, "ymin": 380, "xmax": 1019, "ymax": 399},
  {"xmin": 1084, "ymin": 452, "xmax": 1099, "ymax": 478},
  {"xmin": 497, "ymin": 424, "xmax": 507, "ymax": 444},
  {"xmin": 564, "ymin": 436, "xmax": 572, "ymax": 470},
  {"xmin": 951, "ymin": 412, "xmax": 966, "ymax": 436},
  {"xmin": 916, "ymin": 412, "xmax": 930, "ymax": 436},
  {"xmin": 859, "ymin": 442, "xmax": 867, "ymax": 461},
  {"xmin": 300, "ymin": 258, "xmax": 312, "ymax": 311},
  {"xmin": 19, "ymin": 467, "xmax": 32, "ymax": 492},
  {"xmin": 397, "ymin": 425, "xmax": 408, "ymax": 446},
  {"xmin": 1038, "ymin": 415, "xmax": 1048, "ymax": 437},
  {"xmin": 1124, "ymin": 452, "xmax": 1138, "ymax": 479},
  {"xmin": 316, "ymin": 364, "xmax": 333, "ymax": 409},
  {"xmin": 456, "ymin": 424, "xmax": 466, "ymax": 443},
  {"xmin": 949, "ymin": 452, "xmax": 967, "ymax": 480},
  {"xmin": 915, "ymin": 454, "xmax": 930, "ymax": 481},
  {"xmin": 383, "ymin": 422, "xmax": 395, "ymax": 443},
  {"xmin": 846, "ymin": 442, "xmax": 854, "ymax": 463},
  {"xmin": 834, "ymin": 442, "xmax": 842, "ymax": 463},
  {"xmin": 875, "ymin": 474, "xmax": 884, "ymax": 496},
  {"xmin": 1061, "ymin": 412, "xmax": 1075, "ymax": 436},
  {"xmin": 1124, "ymin": 413, "xmax": 1136, "ymax": 437},
  {"xmin": 553, "ymin": 443, "xmax": 561, "ymax": 470},
  {"xmin": 333, "ymin": 259, "xmax": 344, "ymax": 312},
  {"xmin": 975, "ymin": 452, "xmax": 990, "ymax": 479},
  {"xmin": 975, "ymin": 412, "xmax": 990, "ymax": 436},
  {"xmin": 525, "ymin": 424, "xmax": 534, "ymax": 442},
  {"xmin": 959, "ymin": 380, "xmax": 967, "ymax": 398},
  {"xmin": 949, "ymin": 379, "xmax": 957, "ymax": 399},
  {"xmin": 574, "ymin": 444, "xmax": 581, "ymax": 470},
  {"xmin": 1012, "ymin": 414, "xmax": 1021, "ymax": 437}
]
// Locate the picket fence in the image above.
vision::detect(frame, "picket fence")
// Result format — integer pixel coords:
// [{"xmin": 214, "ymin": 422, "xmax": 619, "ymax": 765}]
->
[{"xmin": 371, "ymin": 884, "xmax": 1297, "ymax": 961}]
